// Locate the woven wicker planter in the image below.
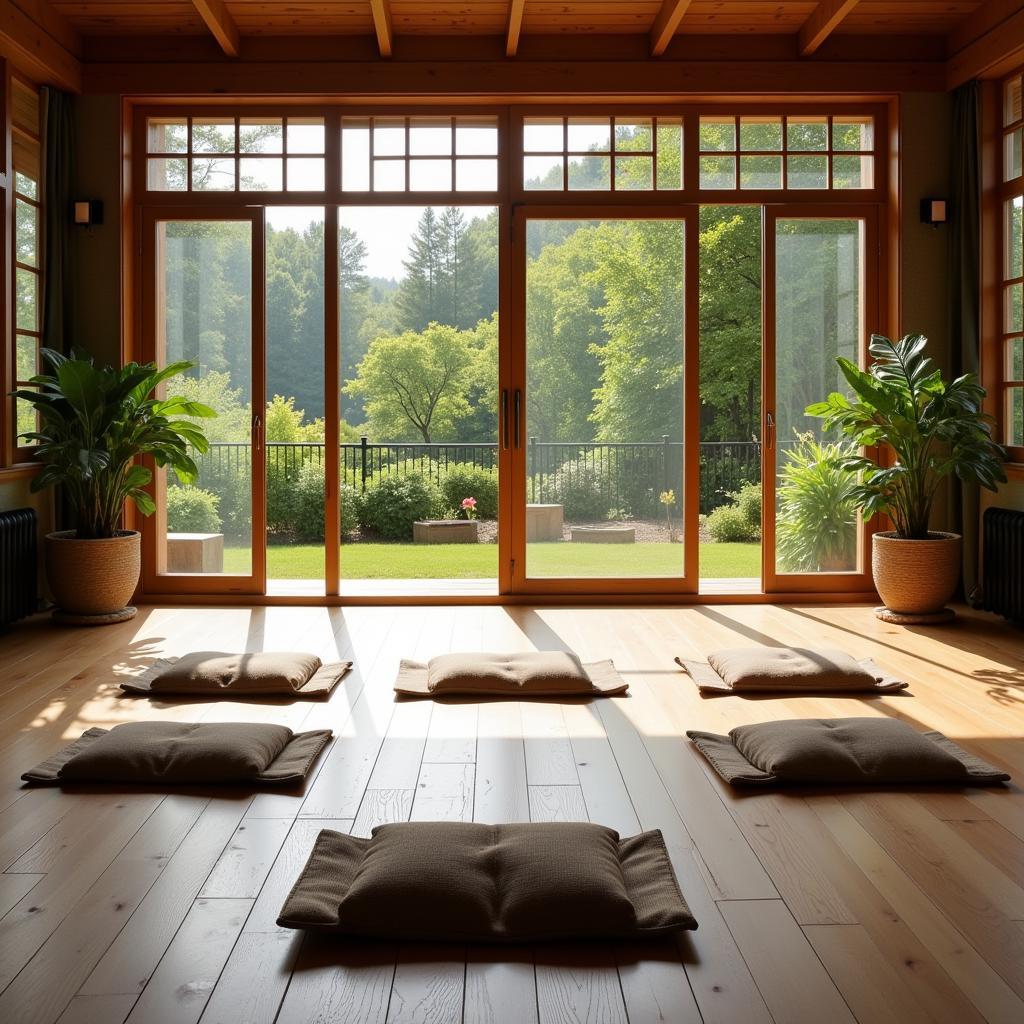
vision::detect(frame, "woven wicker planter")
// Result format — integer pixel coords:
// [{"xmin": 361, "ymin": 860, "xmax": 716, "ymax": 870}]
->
[
  {"xmin": 871, "ymin": 531, "xmax": 961, "ymax": 616},
  {"xmin": 45, "ymin": 530, "xmax": 140, "ymax": 619}
]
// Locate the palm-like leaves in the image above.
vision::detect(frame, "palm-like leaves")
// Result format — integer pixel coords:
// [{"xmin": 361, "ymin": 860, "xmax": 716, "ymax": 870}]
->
[
  {"xmin": 805, "ymin": 333, "xmax": 1006, "ymax": 539},
  {"xmin": 14, "ymin": 348, "xmax": 215, "ymax": 539}
]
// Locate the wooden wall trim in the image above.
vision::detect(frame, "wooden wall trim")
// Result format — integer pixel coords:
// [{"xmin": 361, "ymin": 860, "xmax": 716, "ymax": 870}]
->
[
  {"xmin": 83, "ymin": 58, "xmax": 946, "ymax": 96},
  {"xmin": 0, "ymin": 0, "xmax": 80, "ymax": 91}
]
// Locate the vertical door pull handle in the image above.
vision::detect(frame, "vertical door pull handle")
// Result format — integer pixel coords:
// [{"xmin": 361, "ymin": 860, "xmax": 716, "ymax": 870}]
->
[
  {"xmin": 501, "ymin": 390, "xmax": 510, "ymax": 450},
  {"xmin": 514, "ymin": 389, "xmax": 522, "ymax": 449},
  {"xmin": 765, "ymin": 411, "xmax": 775, "ymax": 450},
  {"xmin": 253, "ymin": 415, "xmax": 263, "ymax": 454}
]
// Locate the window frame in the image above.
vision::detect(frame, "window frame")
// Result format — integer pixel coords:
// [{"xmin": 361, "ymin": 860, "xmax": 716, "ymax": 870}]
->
[{"xmin": 998, "ymin": 70, "xmax": 1024, "ymax": 463}]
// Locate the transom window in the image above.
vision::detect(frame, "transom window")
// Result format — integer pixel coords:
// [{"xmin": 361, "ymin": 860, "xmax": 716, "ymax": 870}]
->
[
  {"xmin": 522, "ymin": 115, "xmax": 682, "ymax": 191},
  {"xmin": 699, "ymin": 114, "xmax": 874, "ymax": 190},
  {"xmin": 341, "ymin": 115, "xmax": 499, "ymax": 192},
  {"xmin": 146, "ymin": 115, "xmax": 327, "ymax": 192}
]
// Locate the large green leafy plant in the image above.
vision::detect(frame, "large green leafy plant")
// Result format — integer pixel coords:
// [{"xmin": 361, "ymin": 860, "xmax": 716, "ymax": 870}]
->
[
  {"xmin": 15, "ymin": 348, "xmax": 215, "ymax": 539},
  {"xmin": 807, "ymin": 334, "xmax": 1006, "ymax": 540}
]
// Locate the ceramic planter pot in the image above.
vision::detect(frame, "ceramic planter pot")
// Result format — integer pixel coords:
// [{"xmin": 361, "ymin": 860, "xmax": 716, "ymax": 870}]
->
[
  {"xmin": 871, "ymin": 531, "xmax": 961, "ymax": 616},
  {"xmin": 45, "ymin": 530, "xmax": 140, "ymax": 622}
]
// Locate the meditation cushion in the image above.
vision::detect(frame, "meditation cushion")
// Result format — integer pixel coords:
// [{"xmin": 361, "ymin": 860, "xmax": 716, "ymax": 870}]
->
[
  {"xmin": 395, "ymin": 651, "xmax": 627, "ymax": 697},
  {"xmin": 119, "ymin": 651, "xmax": 352, "ymax": 699},
  {"xmin": 687, "ymin": 717, "xmax": 1010, "ymax": 787},
  {"xmin": 278, "ymin": 821, "xmax": 695, "ymax": 940},
  {"xmin": 677, "ymin": 647, "xmax": 906, "ymax": 694},
  {"xmin": 21, "ymin": 722, "xmax": 332, "ymax": 786}
]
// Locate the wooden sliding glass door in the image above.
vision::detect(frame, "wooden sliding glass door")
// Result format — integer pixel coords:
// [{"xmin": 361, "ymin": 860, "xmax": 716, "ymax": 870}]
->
[
  {"xmin": 140, "ymin": 208, "xmax": 266, "ymax": 595},
  {"xmin": 761, "ymin": 206, "xmax": 878, "ymax": 594},
  {"xmin": 508, "ymin": 206, "xmax": 700, "ymax": 595}
]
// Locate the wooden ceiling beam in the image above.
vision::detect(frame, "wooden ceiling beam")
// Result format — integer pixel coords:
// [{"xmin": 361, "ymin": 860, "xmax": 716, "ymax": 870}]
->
[
  {"xmin": 798, "ymin": 0, "xmax": 860, "ymax": 57},
  {"xmin": 370, "ymin": 0, "xmax": 393, "ymax": 58},
  {"xmin": 650, "ymin": 0, "xmax": 693, "ymax": 57},
  {"xmin": 0, "ymin": 0, "xmax": 81, "ymax": 91},
  {"xmin": 191, "ymin": 0, "xmax": 240, "ymax": 58},
  {"xmin": 946, "ymin": 1, "xmax": 1024, "ymax": 88},
  {"xmin": 506, "ymin": 0, "xmax": 525, "ymax": 58}
]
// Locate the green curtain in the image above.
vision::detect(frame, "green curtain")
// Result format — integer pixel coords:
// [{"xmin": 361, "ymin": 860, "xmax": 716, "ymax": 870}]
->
[
  {"xmin": 948, "ymin": 80, "xmax": 981, "ymax": 599},
  {"xmin": 40, "ymin": 87, "xmax": 74, "ymax": 355}
]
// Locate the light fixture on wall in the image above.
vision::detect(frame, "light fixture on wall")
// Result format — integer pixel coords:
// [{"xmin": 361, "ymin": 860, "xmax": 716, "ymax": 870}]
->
[
  {"xmin": 72, "ymin": 200, "xmax": 104, "ymax": 227},
  {"xmin": 920, "ymin": 198, "xmax": 948, "ymax": 227}
]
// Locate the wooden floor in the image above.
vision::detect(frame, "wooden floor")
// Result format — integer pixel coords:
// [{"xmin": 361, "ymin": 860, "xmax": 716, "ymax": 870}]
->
[{"xmin": 0, "ymin": 603, "xmax": 1022, "ymax": 1024}]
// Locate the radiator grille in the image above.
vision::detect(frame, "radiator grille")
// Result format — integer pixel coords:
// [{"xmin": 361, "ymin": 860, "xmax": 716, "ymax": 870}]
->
[
  {"xmin": 982, "ymin": 507, "xmax": 1024, "ymax": 624},
  {"xmin": 0, "ymin": 508, "xmax": 38, "ymax": 627}
]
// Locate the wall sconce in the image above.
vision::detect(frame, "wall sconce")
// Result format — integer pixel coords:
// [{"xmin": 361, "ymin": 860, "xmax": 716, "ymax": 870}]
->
[
  {"xmin": 920, "ymin": 198, "xmax": 948, "ymax": 227},
  {"xmin": 72, "ymin": 200, "xmax": 104, "ymax": 227}
]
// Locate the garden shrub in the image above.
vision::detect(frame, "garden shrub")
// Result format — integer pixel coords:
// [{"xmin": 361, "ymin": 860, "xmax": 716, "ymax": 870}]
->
[
  {"xmin": 543, "ymin": 462, "xmax": 611, "ymax": 521},
  {"xmin": 705, "ymin": 482, "xmax": 761, "ymax": 542},
  {"xmin": 166, "ymin": 485, "xmax": 222, "ymax": 535},
  {"xmin": 358, "ymin": 473, "xmax": 443, "ymax": 540},
  {"xmin": 439, "ymin": 465, "xmax": 499, "ymax": 519},
  {"xmin": 289, "ymin": 463, "xmax": 362, "ymax": 542}
]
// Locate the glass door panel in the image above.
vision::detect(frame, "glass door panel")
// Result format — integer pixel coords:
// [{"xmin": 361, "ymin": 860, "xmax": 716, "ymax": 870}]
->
[
  {"xmin": 763, "ymin": 209, "xmax": 876, "ymax": 593},
  {"xmin": 515, "ymin": 211, "xmax": 697, "ymax": 592},
  {"xmin": 144, "ymin": 210, "xmax": 265, "ymax": 593}
]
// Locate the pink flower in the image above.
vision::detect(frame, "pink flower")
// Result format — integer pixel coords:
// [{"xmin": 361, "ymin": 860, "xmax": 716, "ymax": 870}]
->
[{"xmin": 461, "ymin": 497, "xmax": 477, "ymax": 509}]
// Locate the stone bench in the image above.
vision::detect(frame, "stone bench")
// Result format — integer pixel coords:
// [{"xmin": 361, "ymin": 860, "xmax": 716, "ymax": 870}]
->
[
  {"xmin": 569, "ymin": 525, "xmax": 636, "ymax": 544},
  {"xmin": 526, "ymin": 503, "xmax": 564, "ymax": 541},
  {"xmin": 413, "ymin": 520, "xmax": 479, "ymax": 544},
  {"xmin": 166, "ymin": 533, "xmax": 225, "ymax": 573}
]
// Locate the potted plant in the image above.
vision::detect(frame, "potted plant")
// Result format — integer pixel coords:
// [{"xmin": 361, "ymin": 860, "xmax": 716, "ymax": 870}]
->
[
  {"xmin": 807, "ymin": 333, "xmax": 1006, "ymax": 621},
  {"xmin": 14, "ymin": 348, "xmax": 214, "ymax": 623}
]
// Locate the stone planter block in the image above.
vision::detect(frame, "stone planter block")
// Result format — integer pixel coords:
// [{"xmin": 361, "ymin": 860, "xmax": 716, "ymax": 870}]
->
[
  {"xmin": 413, "ymin": 520, "xmax": 479, "ymax": 544},
  {"xmin": 167, "ymin": 533, "xmax": 225, "ymax": 573},
  {"xmin": 569, "ymin": 525, "xmax": 636, "ymax": 544},
  {"xmin": 526, "ymin": 503, "xmax": 564, "ymax": 542}
]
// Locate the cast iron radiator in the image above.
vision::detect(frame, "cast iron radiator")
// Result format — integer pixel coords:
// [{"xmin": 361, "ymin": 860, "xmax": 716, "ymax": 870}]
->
[
  {"xmin": 982, "ymin": 507, "xmax": 1024, "ymax": 623},
  {"xmin": 0, "ymin": 508, "xmax": 37, "ymax": 627}
]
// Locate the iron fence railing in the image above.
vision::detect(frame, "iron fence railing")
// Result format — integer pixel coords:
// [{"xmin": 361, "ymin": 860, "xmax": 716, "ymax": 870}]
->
[{"xmin": 194, "ymin": 437, "xmax": 772, "ymax": 514}]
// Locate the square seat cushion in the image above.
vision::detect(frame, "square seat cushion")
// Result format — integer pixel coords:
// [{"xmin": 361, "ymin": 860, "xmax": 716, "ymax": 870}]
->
[
  {"xmin": 395, "ymin": 651, "xmax": 627, "ymax": 698},
  {"xmin": 119, "ymin": 651, "xmax": 351, "ymax": 699},
  {"xmin": 687, "ymin": 717, "xmax": 1010, "ymax": 787},
  {"xmin": 21, "ymin": 722, "xmax": 333, "ymax": 787},
  {"xmin": 278, "ymin": 821, "xmax": 696, "ymax": 941},
  {"xmin": 676, "ymin": 647, "xmax": 906, "ymax": 694}
]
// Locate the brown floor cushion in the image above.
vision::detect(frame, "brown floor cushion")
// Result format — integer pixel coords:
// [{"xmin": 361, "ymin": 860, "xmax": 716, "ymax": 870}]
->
[
  {"xmin": 278, "ymin": 821, "xmax": 695, "ymax": 940},
  {"xmin": 394, "ymin": 651, "xmax": 627, "ymax": 697},
  {"xmin": 21, "ymin": 722, "xmax": 332, "ymax": 786},
  {"xmin": 677, "ymin": 647, "xmax": 906, "ymax": 695},
  {"xmin": 688, "ymin": 717, "xmax": 1010, "ymax": 787},
  {"xmin": 119, "ymin": 651, "xmax": 352, "ymax": 699}
]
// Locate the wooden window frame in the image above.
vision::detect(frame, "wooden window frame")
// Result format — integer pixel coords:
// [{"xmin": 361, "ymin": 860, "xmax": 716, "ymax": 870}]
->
[
  {"xmin": 997, "ymin": 69, "xmax": 1024, "ymax": 463},
  {"xmin": 130, "ymin": 98, "xmax": 891, "ymax": 601}
]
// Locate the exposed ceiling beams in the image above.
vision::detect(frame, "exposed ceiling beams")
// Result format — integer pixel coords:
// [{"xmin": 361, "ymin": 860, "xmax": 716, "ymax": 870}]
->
[
  {"xmin": 0, "ymin": 0, "xmax": 80, "ymax": 90},
  {"xmin": 650, "ymin": 0, "xmax": 693, "ymax": 57},
  {"xmin": 506, "ymin": 0, "xmax": 525, "ymax": 58},
  {"xmin": 946, "ymin": 0, "xmax": 1024, "ymax": 88},
  {"xmin": 370, "ymin": 0, "xmax": 393, "ymax": 58},
  {"xmin": 798, "ymin": 0, "xmax": 861, "ymax": 57},
  {"xmin": 191, "ymin": 0, "xmax": 239, "ymax": 58}
]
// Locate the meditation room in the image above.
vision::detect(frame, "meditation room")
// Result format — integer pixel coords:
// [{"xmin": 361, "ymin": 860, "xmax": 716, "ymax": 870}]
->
[{"xmin": 1, "ymin": 2, "xmax": 1024, "ymax": 1022}]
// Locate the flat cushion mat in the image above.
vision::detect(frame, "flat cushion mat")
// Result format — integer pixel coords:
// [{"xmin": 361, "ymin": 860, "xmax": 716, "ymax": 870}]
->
[
  {"xmin": 22, "ymin": 722, "xmax": 332, "ymax": 786},
  {"xmin": 676, "ymin": 647, "xmax": 906, "ymax": 694},
  {"xmin": 395, "ymin": 651, "xmax": 627, "ymax": 697},
  {"xmin": 277, "ymin": 821, "xmax": 695, "ymax": 940},
  {"xmin": 119, "ymin": 651, "xmax": 352, "ymax": 699},
  {"xmin": 687, "ymin": 717, "xmax": 1010, "ymax": 787}
]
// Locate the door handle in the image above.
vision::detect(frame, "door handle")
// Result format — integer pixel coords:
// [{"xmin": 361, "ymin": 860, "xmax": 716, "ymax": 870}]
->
[
  {"xmin": 253, "ymin": 414, "xmax": 263, "ymax": 454},
  {"xmin": 765, "ymin": 411, "xmax": 775, "ymax": 451},
  {"xmin": 514, "ymin": 389, "xmax": 522, "ymax": 449},
  {"xmin": 501, "ymin": 390, "xmax": 510, "ymax": 450}
]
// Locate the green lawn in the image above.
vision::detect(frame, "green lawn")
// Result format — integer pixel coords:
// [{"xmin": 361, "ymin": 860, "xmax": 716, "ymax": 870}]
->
[{"xmin": 223, "ymin": 542, "xmax": 761, "ymax": 580}]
